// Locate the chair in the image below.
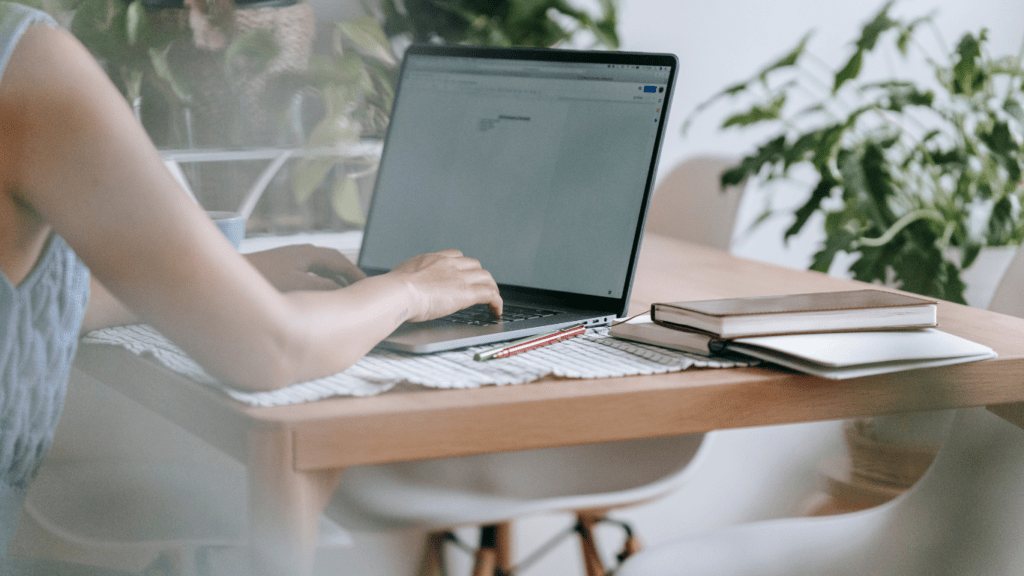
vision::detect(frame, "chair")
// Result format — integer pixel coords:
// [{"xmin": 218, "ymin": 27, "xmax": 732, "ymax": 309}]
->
[
  {"xmin": 326, "ymin": 435, "xmax": 709, "ymax": 576},
  {"xmin": 13, "ymin": 371, "xmax": 351, "ymax": 576},
  {"xmin": 645, "ymin": 155, "xmax": 747, "ymax": 250},
  {"xmin": 616, "ymin": 244, "xmax": 1024, "ymax": 576}
]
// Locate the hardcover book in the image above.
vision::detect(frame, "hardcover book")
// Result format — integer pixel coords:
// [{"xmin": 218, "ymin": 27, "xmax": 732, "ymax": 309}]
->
[{"xmin": 651, "ymin": 289, "xmax": 937, "ymax": 339}]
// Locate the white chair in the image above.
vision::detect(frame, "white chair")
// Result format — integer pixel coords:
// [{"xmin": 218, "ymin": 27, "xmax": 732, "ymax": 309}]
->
[
  {"xmin": 616, "ymin": 245, "xmax": 1024, "ymax": 576},
  {"xmin": 326, "ymin": 435, "xmax": 709, "ymax": 576},
  {"xmin": 14, "ymin": 371, "xmax": 351, "ymax": 576},
  {"xmin": 645, "ymin": 155, "xmax": 747, "ymax": 250}
]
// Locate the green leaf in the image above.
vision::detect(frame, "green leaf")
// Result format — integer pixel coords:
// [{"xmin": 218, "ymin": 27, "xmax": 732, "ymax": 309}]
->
[
  {"xmin": 783, "ymin": 130, "xmax": 819, "ymax": 168},
  {"xmin": 812, "ymin": 123, "xmax": 846, "ymax": 167},
  {"xmin": 896, "ymin": 13, "xmax": 933, "ymax": 55},
  {"xmin": 1005, "ymin": 97, "xmax": 1024, "ymax": 125},
  {"xmin": 305, "ymin": 113, "xmax": 361, "ymax": 149},
  {"xmin": 848, "ymin": 244, "xmax": 891, "ymax": 286},
  {"xmin": 939, "ymin": 260, "xmax": 968, "ymax": 304},
  {"xmin": 722, "ymin": 93, "xmax": 786, "ymax": 128},
  {"xmin": 884, "ymin": 85, "xmax": 934, "ymax": 111},
  {"xmin": 833, "ymin": 49, "xmax": 863, "ymax": 93},
  {"xmin": 988, "ymin": 195, "xmax": 1016, "ymax": 244},
  {"xmin": 757, "ymin": 32, "xmax": 812, "ymax": 82},
  {"xmin": 148, "ymin": 45, "xmax": 192, "ymax": 103},
  {"xmin": 125, "ymin": 0, "xmax": 143, "ymax": 46},
  {"xmin": 860, "ymin": 143, "xmax": 898, "ymax": 226},
  {"xmin": 810, "ymin": 228, "xmax": 858, "ymax": 272},
  {"xmin": 960, "ymin": 241, "xmax": 982, "ymax": 269},
  {"xmin": 337, "ymin": 16, "xmax": 397, "ymax": 66},
  {"xmin": 952, "ymin": 32, "xmax": 983, "ymax": 95},
  {"xmin": 720, "ymin": 165, "xmax": 748, "ymax": 188},
  {"xmin": 291, "ymin": 157, "xmax": 335, "ymax": 204},
  {"xmin": 331, "ymin": 175, "xmax": 366, "ymax": 225},
  {"xmin": 980, "ymin": 121, "xmax": 1018, "ymax": 155},
  {"xmin": 786, "ymin": 170, "xmax": 837, "ymax": 239},
  {"xmin": 890, "ymin": 243, "xmax": 946, "ymax": 298},
  {"xmin": 856, "ymin": 1, "xmax": 897, "ymax": 51}
]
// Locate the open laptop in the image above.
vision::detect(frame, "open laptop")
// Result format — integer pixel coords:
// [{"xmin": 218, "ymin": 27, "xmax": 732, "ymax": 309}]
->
[{"xmin": 358, "ymin": 44, "xmax": 678, "ymax": 353}]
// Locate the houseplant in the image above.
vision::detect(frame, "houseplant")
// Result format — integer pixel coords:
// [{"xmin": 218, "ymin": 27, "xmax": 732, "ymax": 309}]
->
[{"xmin": 690, "ymin": 1, "xmax": 1024, "ymax": 304}]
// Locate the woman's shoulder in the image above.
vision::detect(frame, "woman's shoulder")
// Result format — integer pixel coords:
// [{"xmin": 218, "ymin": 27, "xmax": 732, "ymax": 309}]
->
[
  {"xmin": 0, "ymin": 2, "xmax": 57, "ymax": 79},
  {"xmin": 0, "ymin": 2, "xmax": 56, "ymax": 27}
]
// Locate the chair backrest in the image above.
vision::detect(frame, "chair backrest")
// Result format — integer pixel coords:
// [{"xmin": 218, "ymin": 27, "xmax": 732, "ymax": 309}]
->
[{"xmin": 645, "ymin": 156, "xmax": 747, "ymax": 251}]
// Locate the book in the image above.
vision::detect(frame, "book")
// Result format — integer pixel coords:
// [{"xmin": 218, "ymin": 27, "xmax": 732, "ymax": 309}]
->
[
  {"xmin": 651, "ymin": 289, "xmax": 937, "ymax": 339},
  {"xmin": 724, "ymin": 328, "xmax": 995, "ymax": 380},
  {"xmin": 609, "ymin": 315, "xmax": 722, "ymax": 356}
]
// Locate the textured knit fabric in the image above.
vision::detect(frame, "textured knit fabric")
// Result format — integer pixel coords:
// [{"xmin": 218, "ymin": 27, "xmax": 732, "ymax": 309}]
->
[{"xmin": 0, "ymin": 2, "xmax": 89, "ymax": 553}]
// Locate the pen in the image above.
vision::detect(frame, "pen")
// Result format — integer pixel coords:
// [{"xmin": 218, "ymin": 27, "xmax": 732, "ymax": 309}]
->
[{"xmin": 474, "ymin": 324, "xmax": 587, "ymax": 361}]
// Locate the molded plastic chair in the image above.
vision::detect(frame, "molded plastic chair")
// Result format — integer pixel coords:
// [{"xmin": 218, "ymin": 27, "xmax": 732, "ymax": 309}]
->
[
  {"xmin": 617, "ymin": 245, "xmax": 1024, "ymax": 576},
  {"xmin": 15, "ymin": 370, "xmax": 351, "ymax": 576},
  {"xmin": 645, "ymin": 155, "xmax": 747, "ymax": 250},
  {"xmin": 617, "ymin": 407, "xmax": 1023, "ymax": 576},
  {"xmin": 21, "ymin": 458, "xmax": 351, "ymax": 576},
  {"xmin": 326, "ymin": 435, "xmax": 709, "ymax": 575}
]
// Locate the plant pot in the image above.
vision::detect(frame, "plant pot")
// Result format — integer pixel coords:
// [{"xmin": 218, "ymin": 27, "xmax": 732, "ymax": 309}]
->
[
  {"xmin": 945, "ymin": 246, "xmax": 1019, "ymax": 309},
  {"xmin": 145, "ymin": 1, "xmax": 316, "ymax": 149}
]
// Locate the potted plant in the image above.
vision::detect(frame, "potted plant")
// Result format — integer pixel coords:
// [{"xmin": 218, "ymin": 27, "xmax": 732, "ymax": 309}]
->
[{"xmin": 690, "ymin": 1, "xmax": 1024, "ymax": 304}]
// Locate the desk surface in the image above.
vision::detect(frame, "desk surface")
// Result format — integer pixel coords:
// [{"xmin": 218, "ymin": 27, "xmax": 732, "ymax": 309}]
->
[{"xmin": 74, "ymin": 233, "xmax": 1024, "ymax": 472}]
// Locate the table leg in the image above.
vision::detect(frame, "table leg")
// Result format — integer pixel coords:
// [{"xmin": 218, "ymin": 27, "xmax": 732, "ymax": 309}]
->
[{"xmin": 247, "ymin": 425, "xmax": 344, "ymax": 576}]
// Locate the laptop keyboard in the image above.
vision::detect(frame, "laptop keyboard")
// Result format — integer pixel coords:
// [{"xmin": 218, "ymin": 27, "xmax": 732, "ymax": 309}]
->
[{"xmin": 439, "ymin": 303, "xmax": 560, "ymax": 326}]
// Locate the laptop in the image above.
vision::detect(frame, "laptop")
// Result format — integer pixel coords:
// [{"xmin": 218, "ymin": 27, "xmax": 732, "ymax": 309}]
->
[{"xmin": 358, "ymin": 44, "xmax": 678, "ymax": 353}]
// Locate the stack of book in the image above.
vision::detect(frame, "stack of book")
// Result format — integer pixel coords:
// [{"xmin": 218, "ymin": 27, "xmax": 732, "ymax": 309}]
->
[{"xmin": 610, "ymin": 289, "xmax": 995, "ymax": 379}]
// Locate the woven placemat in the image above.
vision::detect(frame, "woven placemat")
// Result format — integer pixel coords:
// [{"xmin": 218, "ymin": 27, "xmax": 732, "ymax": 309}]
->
[{"xmin": 82, "ymin": 325, "xmax": 756, "ymax": 407}]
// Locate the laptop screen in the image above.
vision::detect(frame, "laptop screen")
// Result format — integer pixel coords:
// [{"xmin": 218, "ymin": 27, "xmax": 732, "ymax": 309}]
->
[{"xmin": 359, "ymin": 46, "xmax": 676, "ymax": 305}]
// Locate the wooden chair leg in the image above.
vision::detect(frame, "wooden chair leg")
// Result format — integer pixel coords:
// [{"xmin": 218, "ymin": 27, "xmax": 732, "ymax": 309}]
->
[
  {"xmin": 471, "ymin": 527, "xmax": 497, "ymax": 576},
  {"xmin": 472, "ymin": 524, "xmax": 504, "ymax": 576},
  {"xmin": 617, "ymin": 530, "xmax": 643, "ymax": 563},
  {"xmin": 576, "ymin": 514, "xmax": 606, "ymax": 576},
  {"xmin": 494, "ymin": 522, "xmax": 513, "ymax": 575},
  {"xmin": 416, "ymin": 531, "xmax": 448, "ymax": 576}
]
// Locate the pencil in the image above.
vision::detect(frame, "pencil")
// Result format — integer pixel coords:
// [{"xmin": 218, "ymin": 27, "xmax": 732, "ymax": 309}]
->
[{"xmin": 474, "ymin": 324, "xmax": 587, "ymax": 361}]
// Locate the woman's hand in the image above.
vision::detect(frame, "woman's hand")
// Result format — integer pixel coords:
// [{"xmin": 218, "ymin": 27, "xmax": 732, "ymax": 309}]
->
[
  {"xmin": 388, "ymin": 250, "xmax": 503, "ymax": 321},
  {"xmin": 245, "ymin": 244, "xmax": 365, "ymax": 292}
]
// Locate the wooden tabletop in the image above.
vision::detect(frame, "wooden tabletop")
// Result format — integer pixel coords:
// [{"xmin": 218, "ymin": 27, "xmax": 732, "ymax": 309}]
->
[{"xmin": 74, "ymin": 233, "xmax": 1024, "ymax": 471}]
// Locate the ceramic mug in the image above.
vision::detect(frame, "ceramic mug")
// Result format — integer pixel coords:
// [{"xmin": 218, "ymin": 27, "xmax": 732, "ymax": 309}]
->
[{"xmin": 206, "ymin": 211, "xmax": 246, "ymax": 250}]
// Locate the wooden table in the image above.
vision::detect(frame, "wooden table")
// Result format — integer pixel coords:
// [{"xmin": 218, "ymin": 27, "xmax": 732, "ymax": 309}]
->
[{"xmin": 72, "ymin": 233, "xmax": 1024, "ymax": 575}]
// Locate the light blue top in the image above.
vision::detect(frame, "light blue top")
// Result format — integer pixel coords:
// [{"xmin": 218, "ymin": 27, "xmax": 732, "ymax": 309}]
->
[{"xmin": 0, "ymin": 2, "xmax": 90, "ymax": 553}]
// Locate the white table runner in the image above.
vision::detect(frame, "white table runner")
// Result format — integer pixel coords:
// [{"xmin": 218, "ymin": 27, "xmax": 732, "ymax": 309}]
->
[{"xmin": 82, "ymin": 325, "xmax": 756, "ymax": 407}]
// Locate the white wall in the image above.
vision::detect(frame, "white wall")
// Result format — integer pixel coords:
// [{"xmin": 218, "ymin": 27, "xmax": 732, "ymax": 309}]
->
[{"xmin": 617, "ymin": 0, "xmax": 1024, "ymax": 269}]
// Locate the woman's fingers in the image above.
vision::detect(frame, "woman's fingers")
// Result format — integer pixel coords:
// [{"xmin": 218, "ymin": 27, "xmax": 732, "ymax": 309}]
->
[
  {"xmin": 389, "ymin": 251, "xmax": 502, "ymax": 320},
  {"xmin": 246, "ymin": 244, "xmax": 364, "ymax": 291}
]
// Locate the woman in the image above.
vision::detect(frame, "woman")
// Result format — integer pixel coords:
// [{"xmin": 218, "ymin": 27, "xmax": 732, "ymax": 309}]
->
[{"xmin": 0, "ymin": 1, "xmax": 501, "ymax": 553}]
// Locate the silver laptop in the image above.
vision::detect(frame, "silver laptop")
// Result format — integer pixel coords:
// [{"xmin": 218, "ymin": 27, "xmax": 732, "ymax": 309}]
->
[{"xmin": 359, "ymin": 44, "xmax": 678, "ymax": 353}]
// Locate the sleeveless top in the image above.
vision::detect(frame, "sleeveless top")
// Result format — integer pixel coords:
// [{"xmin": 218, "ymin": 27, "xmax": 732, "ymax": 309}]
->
[{"xmin": 0, "ymin": 3, "xmax": 91, "ymax": 553}]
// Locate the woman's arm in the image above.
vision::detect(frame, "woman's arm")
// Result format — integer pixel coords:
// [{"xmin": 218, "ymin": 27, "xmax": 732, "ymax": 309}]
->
[
  {"xmin": 80, "ymin": 243, "xmax": 367, "ymax": 334},
  {"xmin": 3, "ymin": 24, "xmax": 501, "ymax": 391}
]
